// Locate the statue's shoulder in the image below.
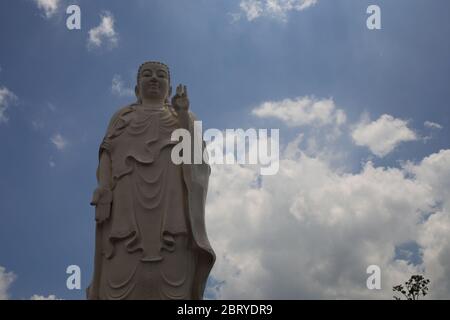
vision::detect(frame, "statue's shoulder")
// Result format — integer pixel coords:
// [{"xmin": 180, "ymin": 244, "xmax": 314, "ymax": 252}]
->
[
  {"xmin": 105, "ymin": 104, "xmax": 137, "ymax": 133},
  {"xmin": 109, "ymin": 104, "xmax": 136, "ymax": 123}
]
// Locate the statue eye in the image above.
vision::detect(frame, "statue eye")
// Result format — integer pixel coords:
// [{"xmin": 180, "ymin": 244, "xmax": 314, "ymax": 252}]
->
[{"xmin": 142, "ymin": 71, "xmax": 151, "ymax": 77}]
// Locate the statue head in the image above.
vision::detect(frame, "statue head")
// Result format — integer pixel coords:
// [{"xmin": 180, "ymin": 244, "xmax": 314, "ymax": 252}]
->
[{"xmin": 135, "ymin": 61, "xmax": 172, "ymax": 105}]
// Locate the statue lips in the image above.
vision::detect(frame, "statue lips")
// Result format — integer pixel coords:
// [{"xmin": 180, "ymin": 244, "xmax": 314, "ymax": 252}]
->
[
  {"xmin": 147, "ymin": 85, "xmax": 160, "ymax": 96},
  {"xmin": 148, "ymin": 81, "xmax": 159, "ymax": 89}
]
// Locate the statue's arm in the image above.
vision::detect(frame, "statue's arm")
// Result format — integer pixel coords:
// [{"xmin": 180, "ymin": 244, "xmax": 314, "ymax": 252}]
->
[
  {"xmin": 89, "ymin": 107, "xmax": 127, "ymax": 223},
  {"xmin": 90, "ymin": 151, "xmax": 113, "ymax": 224},
  {"xmin": 178, "ymin": 108, "xmax": 190, "ymax": 130},
  {"xmin": 97, "ymin": 151, "xmax": 112, "ymax": 190}
]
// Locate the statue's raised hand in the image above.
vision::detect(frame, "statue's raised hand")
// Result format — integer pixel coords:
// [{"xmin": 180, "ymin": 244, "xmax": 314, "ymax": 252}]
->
[{"xmin": 171, "ymin": 84, "xmax": 189, "ymax": 112}]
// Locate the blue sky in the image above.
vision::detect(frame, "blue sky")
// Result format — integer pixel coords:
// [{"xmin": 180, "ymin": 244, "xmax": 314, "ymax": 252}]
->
[{"xmin": 1, "ymin": 0, "xmax": 450, "ymax": 300}]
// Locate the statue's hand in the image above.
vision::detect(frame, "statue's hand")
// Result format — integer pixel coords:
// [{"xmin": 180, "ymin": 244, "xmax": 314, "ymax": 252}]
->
[
  {"xmin": 90, "ymin": 187, "xmax": 112, "ymax": 224},
  {"xmin": 171, "ymin": 84, "xmax": 189, "ymax": 112}
]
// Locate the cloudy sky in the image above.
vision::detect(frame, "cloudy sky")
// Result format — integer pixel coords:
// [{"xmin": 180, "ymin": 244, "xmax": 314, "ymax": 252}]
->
[{"xmin": 1, "ymin": 0, "xmax": 450, "ymax": 300}]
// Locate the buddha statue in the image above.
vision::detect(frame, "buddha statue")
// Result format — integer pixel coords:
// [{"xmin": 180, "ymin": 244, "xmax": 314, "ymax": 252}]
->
[{"xmin": 87, "ymin": 61, "xmax": 215, "ymax": 300}]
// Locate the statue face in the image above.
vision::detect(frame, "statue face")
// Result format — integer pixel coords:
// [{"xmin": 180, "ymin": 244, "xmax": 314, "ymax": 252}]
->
[{"xmin": 137, "ymin": 63, "xmax": 170, "ymax": 102}]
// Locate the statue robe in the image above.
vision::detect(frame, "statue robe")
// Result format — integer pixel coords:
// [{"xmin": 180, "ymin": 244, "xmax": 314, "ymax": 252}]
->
[{"xmin": 87, "ymin": 103, "xmax": 215, "ymax": 300}]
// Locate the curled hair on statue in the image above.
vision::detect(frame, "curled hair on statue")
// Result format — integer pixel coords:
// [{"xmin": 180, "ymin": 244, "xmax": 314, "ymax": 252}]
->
[{"xmin": 136, "ymin": 61, "xmax": 171, "ymax": 86}]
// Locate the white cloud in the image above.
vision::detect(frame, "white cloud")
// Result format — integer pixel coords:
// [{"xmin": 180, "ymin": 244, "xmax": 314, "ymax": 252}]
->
[
  {"xmin": 351, "ymin": 114, "xmax": 417, "ymax": 157},
  {"xmin": 424, "ymin": 121, "xmax": 443, "ymax": 130},
  {"xmin": 33, "ymin": 0, "xmax": 60, "ymax": 18},
  {"xmin": 87, "ymin": 12, "xmax": 118, "ymax": 50},
  {"xmin": 0, "ymin": 266, "xmax": 16, "ymax": 300},
  {"xmin": 51, "ymin": 133, "xmax": 68, "ymax": 151},
  {"xmin": 204, "ymin": 98, "xmax": 450, "ymax": 299},
  {"xmin": 1, "ymin": 266, "xmax": 59, "ymax": 300},
  {"xmin": 0, "ymin": 86, "xmax": 17, "ymax": 124},
  {"xmin": 406, "ymin": 149, "xmax": 450, "ymax": 203},
  {"xmin": 111, "ymin": 74, "xmax": 134, "ymax": 97},
  {"xmin": 30, "ymin": 294, "xmax": 60, "ymax": 300},
  {"xmin": 252, "ymin": 96, "xmax": 346, "ymax": 128},
  {"xmin": 406, "ymin": 150, "xmax": 450, "ymax": 299},
  {"xmin": 32, "ymin": 120, "xmax": 45, "ymax": 130},
  {"xmin": 239, "ymin": 0, "xmax": 264, "ymax": 21},
  {"xmin": 206, "ymin": 140, "xmax": 450, "ymax": 299},
  {"xmin": 235, "ymin": 0, "xmax": 318, "ymax": 21}
]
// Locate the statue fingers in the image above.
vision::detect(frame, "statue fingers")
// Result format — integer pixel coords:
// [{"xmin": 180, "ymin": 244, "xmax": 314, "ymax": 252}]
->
[
  {"xmin": 95, "ymin": 203, "xmax": 111, "ymax": 223},
  {"xmin": 176, "ymin": 84, "xmax": 182, "ymax": 96},
  {"xmin": 90, "ymin": 189, "xmax": 100, "ymax": 206}
]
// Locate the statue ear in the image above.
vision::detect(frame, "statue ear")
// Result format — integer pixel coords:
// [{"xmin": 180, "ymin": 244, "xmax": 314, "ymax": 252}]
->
[
  {"xmin": 168, "ymin": 86, "xmax": 172, "ymax": 97},
  {"xmin": 135, "ymin": 85, "xmax": 140, "ymax": 99}
]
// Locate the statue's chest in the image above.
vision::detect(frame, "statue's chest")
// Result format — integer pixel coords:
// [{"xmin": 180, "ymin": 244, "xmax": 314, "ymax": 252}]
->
[
  {"xmin": 114, "ymin": 109, "xmax": 178, "ymax": 143},
  {"xmin": 109, "ymin": 110, "xmax": 180, "ymax": 177}
]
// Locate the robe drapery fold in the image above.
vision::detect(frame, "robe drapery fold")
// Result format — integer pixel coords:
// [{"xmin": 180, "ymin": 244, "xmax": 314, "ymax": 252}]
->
[{"xmin": 88, "ymin": 104, "xmax": 215, "ymax": 300}]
